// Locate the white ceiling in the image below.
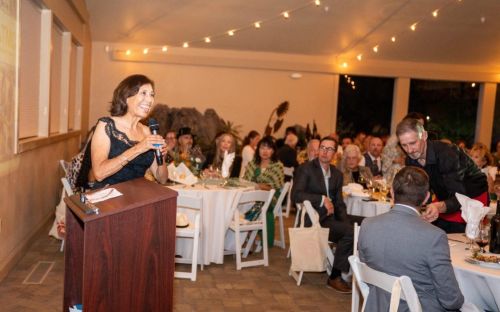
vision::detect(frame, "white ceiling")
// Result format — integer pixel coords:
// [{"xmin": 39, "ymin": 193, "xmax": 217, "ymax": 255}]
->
[{"xmin": 86, "ymin": 0, "xmax": 500, "ymax": 67}]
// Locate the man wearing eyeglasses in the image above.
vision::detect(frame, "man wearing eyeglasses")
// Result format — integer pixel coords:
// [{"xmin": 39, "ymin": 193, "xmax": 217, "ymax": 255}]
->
[{"xmin": 292, "ymin": 136, "xmax": 353, "ymax": 294}]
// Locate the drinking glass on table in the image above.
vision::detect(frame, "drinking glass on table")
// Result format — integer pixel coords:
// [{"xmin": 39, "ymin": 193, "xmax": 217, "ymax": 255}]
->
[
  {"xmin": 475, "ymin": 223, "xmax": 490, "ymax": 253},
  {"xmin": 379, "ymin": 183, "xmax": 389, "ymax": 202},
  {"xmin": 465, "ymin": 223, "xmax": 479, "ymax": 251}
]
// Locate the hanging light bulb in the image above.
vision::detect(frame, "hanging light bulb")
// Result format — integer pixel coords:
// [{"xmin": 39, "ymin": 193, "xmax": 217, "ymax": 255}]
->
[
  {"xmin": 471, "ymin": 82, "xmax": 476, "ymax": 87},
  {"xmin": 228, "ymin": 30, "xmax": 235, "ymax": 36},
  {"xmin": 373, "ymin": 45, "xmax": 379, "ymax": 53},
  {"xmin": 356, "ymin": 54, "xmax": 362, "ymax": 61},
  {"xmin": 254, "ymin": 21, "xmax": 261, "ymax": 28},
  {"xmin": 125, "ymin": 49, "xmax": 131, "ymax": 55},
  {"xmin": 432, "ymin": 10, "xmax": 439, "ymax": 18},
  {"xmin": 315, "ymin": 0, "xmax": 321, "ymax": 6},
  {"xmin": 183, "ymin": 42, "xmax": 189, "ymax": 48},
  {"xmin": 143, "ymin": 48, "xmax": 149, "ymax": 54},
  {"xmin": 341, "ymin": 62, "xmax": 348, "ymax": 68},
  {"xmin": 391, "ymin": 36, "xmax": 396, "ymax": 42},
  {"xmin": 410, "ymin": 23, "xmax": 417, "ymax": 31},
  {"xmin": 204, "ymin": 37, "xmax": 211, "ymax": 43},
  {"xmin": 283, "ymin": 11, "xmax": 290, "ymax": 19},
  {"xmin": 344, "ymin": 74, "xmax": 348, "ymax": 78},
  {"xmin": 162, "ymin": 46, "xmax": 168, "ymax": 52}
]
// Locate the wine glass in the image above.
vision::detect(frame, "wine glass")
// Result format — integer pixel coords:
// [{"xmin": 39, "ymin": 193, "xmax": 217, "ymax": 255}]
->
[
  {"xmin": 475, "ymin": 224, "xmax": 490, "ymax": 253},
  {"xmin": 379, "ymin": 183, "xmax": 389, "ymax": 202},
  {"xmin": 358, "ymin": 175, "xmax": 366, "ymax": 189},
  {"xmin": 465, "ymin": 223, "xmax": 479, "ymax": 251}
]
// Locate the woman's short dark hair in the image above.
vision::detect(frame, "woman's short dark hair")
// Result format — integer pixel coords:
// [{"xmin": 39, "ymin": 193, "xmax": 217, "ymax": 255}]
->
[
  {"xmin": 392, "ymin": 166, "xmax": 429, "ymax": 207},
  {"xmin": 254, "ymin": 136, "xmax": 278, "ymax": 165},
  {"xmin": 110, "ymin": 74, "xmax": 155, "ymax": 116}
]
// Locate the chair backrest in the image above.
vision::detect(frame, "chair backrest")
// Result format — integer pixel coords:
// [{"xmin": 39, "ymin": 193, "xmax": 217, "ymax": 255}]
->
[
  {"xmin": 283, "ymin": 166, "xmax": 294, "ymax": 177},
  {"xmin": 302, "ymin": 200, "xmax": 320, "ymax": 226},
  {"xmin": 353, "ymin": 222, "xmax": 360, "ymax": 257},
  {"xmin": 178, "ymin": 195, "xmax": 203, "ymax": 211},
  {"xmin": 273, "ymin": 182, "xmax": 291, "ymax": 215},
  {"xmin": 238, "ymin": 189, "xmax": 275, "ymax": 215},
  {"xmin": 348, "ymin": 255, "xmax": 422, "ymax": 312},
  {"xmin": 61, "ymin": 177, "xmax": 74, "ymax": 196},
  {"xmin": 60, "ymin": 160, "xmax": 69, "ymax": 176}
]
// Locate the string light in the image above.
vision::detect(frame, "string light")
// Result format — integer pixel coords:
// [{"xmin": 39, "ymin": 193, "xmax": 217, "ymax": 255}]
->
[
  {"xmin": 391, "ymin": 36, "xmax": 396, "ymax": 42},
  {"xmin": 471, "ymin": 82, "xmax": 476, "ymax": 87},
  {"xmin": 410, "ymin": 23, "xmax": 417, "ymax": 31},
  {"xmin": 356, "ymin": 53, "xmax": 362, "ymax": 61},
  {"xmin": 341, "ymin": 62, "xmax": 348, "ymax": 68},
  {"xmin": 373, "ymin": 45, "xmax": 379, "ymax": 53},
  {"xmin": 432, "ymin": 9, "xmax": 439, "ymax": 17},
  {"xmin": 112, "ymin": 1, "xmax": 325, "ymax": 55}
]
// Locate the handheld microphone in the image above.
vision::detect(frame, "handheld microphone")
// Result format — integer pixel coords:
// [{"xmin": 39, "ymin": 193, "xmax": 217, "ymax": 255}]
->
[{"xmin": 148, "ymin": 118, "xmax": 163, "ymax": 165}]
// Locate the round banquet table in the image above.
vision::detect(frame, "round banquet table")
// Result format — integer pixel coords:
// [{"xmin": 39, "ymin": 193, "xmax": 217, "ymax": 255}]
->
[
  {"xmin": 448, "ymin": 233, "xmax": 500, "ymax": 311},
  {"xmin": 168, "ymin": 183, "xmax": 253, "ymax": 265},
  {"xmin": 345, "ymin": 194, "xmax": 392, "ymax": 217}
]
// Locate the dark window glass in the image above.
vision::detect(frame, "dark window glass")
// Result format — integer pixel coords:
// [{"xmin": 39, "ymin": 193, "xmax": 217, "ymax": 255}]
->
[
  {"xmin": 408, "ymin": 80, "xmax": 479, "ymax": 146},
  {"xmin": 492, "ymin": 85, "xmax": 500, "ymax": 154},
  {"xmin": 336, "ymin": 75, "xmax": 394, "ymax": 138}
]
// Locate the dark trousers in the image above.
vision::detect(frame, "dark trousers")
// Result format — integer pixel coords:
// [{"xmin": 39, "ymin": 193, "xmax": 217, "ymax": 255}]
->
[{"xmin": 320, "ymin": 215, "xmax": 354, "ymax": 275}]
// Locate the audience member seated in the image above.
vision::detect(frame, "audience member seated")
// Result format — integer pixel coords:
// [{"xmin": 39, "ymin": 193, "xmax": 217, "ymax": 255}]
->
[
  {"xmin": 297, "ymin": 138, "xmax": 320, "ymax": 164},
  {"xmin": 173, "ymin": 127, "xmax": 206, "ymax": 174},
  {"xmin": 277, "ymin": 133, "xmax": 299, "ymax": 170},
  {"xmin": 203, "ymin": 132, "xmax": 241, "ymax": 178},
  {"xmin": 492, "ymin": 140, "xmax": 500, "ymax": 167},
  {"xmin": 292, "ymin": 137, "xmax": 353, "ymax": 294},
  {"xmin": 243, "ymin": 136, "xmax": 284, "ymax": 247},
  {"xmin": 359, "ymin": 136, "xmax": 384, "ymax": 178},
  {"xmin": 353, "ymin": 131, "xmax": 367, "ymax": 153},
  {"xmin": 84, "ymin": 74, "xmax": 169, "ymax": 189},
  {"xmin": 164, "ymin": 130, "xmax": 177, "ymax": 164},
  {"xmin": 239, "ymin": 130, "xmax": 261, "ymax": 177},
  {"xmin": 358, "ymin": 166, "xmax": 464, "ymax": 311},
  {"xmin": 469, "ymin": 143, "xmax": 497, "ymax": 194},
  {"xmin": 397, "ymin": 118, "xmax": 488, "ymax": 233},
  {"xmin": 340, "ymin": 144, "xmax": 373, "ymax": 186},
  {"xmin": 341, "ymin": 136, "xmax": 353, "ymax": 150},
  {"xmin": 381, "ymin": 135, "xmax": 405, "ymax": 186}
]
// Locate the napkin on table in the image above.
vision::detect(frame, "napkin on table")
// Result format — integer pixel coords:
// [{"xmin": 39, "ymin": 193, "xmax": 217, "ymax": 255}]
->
[
  {"xmin": 456, "ymin": 192, "xmax": 489, "ymax": 238},
  {"xmin": 342, "ymin": 183, "xmax": 364, "ymax": 195},
  {"xmin": 167, "ymin": 162, "xmax": 198, "ymax": 186},
  {"xmin": 221, "ymin": 151, "xmax": 235, "ymax": 178}
]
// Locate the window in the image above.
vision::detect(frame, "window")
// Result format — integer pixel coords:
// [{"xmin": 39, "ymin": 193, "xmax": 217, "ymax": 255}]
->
[
  {"xmin": 336, "ymin": 75, "xmax": 394, "ymax": 138},
  {"xmin": 409, "ymin": 79, "xmax": 479, "ymax": 146},
  {"xmin": 17, "ymin": 0, "xmax": 83, "ymax": 150}
]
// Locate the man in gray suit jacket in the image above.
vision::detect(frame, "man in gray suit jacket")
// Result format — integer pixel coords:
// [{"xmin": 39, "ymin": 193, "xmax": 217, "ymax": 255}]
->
[{"xmin": 358, "ymin": 166, "xmax": 464, "ymax": 311}]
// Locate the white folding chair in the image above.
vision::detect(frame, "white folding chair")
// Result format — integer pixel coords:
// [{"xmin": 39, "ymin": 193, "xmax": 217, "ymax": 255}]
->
[
  {"xmin": 348, "ymin": 255, "xmax": 422, "ymax": 312},
  {"xmin": 59, "ymin": 177, "xmax": 74, "ymax": 252},
  {"xmin": 227, "ymin": 189, "xmax": 275, "ymax": 270},
  {"xmin": 60, "ymin": 159, "xmax": 70, "ymax": 176},
  {"xmin": 289, "ymin": 200, "xmax": 335, "ymax": 285},
  {"xmin": 282, "ymin": 166, "xmax": 294, "ymax": 218},
  {"xmin": 351, "ymin": 223, "xmax": 361, "ymax": 312},
  {"xmin": 175, "ymin": 195, "xmax": 203, "ymax": 281},
  {"xmin": 273, "ymin": 182, "xmax": 291, "ymax": 249}
]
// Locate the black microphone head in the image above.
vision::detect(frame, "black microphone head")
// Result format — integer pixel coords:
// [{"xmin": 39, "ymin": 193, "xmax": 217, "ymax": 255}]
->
[{"xmin": 148, "ymin": 118, "xmax": 159, "ymax": 131}]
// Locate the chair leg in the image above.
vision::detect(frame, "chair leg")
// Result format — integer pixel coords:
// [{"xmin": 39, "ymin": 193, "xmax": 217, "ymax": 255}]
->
[
  {"xmin": 191, "ymin": 234, "xmax": 199, "ymax": 281},
  {"xmin": 262, "ymin": 221, "xmax": 269, "ymax": 267},
  {"xmin": 60, "ymin": 239, "xmax": 65, "ymax": 252},
  {"xmin": 243, "ymin": 231, "xmax": 258, "ymax": 258},
  {"xmin": 235, "ymin": 229, "xmax": 242, "ymax": 270}
]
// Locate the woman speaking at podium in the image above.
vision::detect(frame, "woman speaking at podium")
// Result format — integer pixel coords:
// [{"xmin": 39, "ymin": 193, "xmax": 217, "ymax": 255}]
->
[{"xmin": 87, "ymin": 74, "xmax": 168, "ymax": 189}]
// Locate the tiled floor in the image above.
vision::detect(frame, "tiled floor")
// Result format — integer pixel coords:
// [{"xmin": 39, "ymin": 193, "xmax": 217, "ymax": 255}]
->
[{"xmin": 0, "ymin": 214, "xmax": 351, "ymax": 311}]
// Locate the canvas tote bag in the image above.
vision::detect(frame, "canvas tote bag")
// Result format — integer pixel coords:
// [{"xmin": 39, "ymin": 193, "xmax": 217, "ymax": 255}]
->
[{"xmin": 289, "ymin": 205, "xmax": 330, "ymax": 272}]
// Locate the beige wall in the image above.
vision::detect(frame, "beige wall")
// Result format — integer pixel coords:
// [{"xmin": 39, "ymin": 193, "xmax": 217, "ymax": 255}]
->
[
  {"xmin": 0, "ymin": 0, "xmax": 91, "ymax": 280},
  {"xmin": 90, "ymin": 42, "xmax": 337, "ymax": 139}
]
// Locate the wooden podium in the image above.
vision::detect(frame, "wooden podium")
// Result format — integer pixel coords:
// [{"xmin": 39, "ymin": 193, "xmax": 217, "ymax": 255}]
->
[{"xmin": 63, "ymin": 178, "xmax": 177, "ymax": 312}]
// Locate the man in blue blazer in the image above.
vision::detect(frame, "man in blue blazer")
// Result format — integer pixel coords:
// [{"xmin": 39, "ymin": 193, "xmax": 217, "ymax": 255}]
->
[{"xmin": 358, "ymin": 166, "xmax": 464, "ymax": 311}]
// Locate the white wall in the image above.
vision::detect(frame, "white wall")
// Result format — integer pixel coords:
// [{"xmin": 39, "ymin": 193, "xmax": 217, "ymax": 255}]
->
[{"xmin": 90, "ymin": 42, "xmax": 337, "ymax": 138}]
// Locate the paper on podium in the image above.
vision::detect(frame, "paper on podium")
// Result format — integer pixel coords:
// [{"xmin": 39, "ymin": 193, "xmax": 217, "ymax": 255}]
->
[
  {"xmin": 167, "ymin": 162, "xmax": 198, "ymax": 185},
  {"xmin": 86, "ymin": 188, "xmax": 122, "ymax": 203}
]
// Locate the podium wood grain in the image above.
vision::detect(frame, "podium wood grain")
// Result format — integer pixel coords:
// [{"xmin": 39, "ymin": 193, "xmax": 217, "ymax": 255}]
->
[{"xmin": 63, "ymin": 178, "xmax": 177, "ymax": 311}]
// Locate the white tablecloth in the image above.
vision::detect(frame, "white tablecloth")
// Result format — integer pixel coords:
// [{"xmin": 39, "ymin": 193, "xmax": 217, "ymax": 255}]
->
[
  {"xmin": 448, "ymin": 233, "xmax": 500, "ymax": 311},
  {"xmin": 169, "ymin": 184, "xmax": 253, "ymax": 265},
  {"xmin": 345, "ymin": 195, "xmax": 392, "ymax": 217}
]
